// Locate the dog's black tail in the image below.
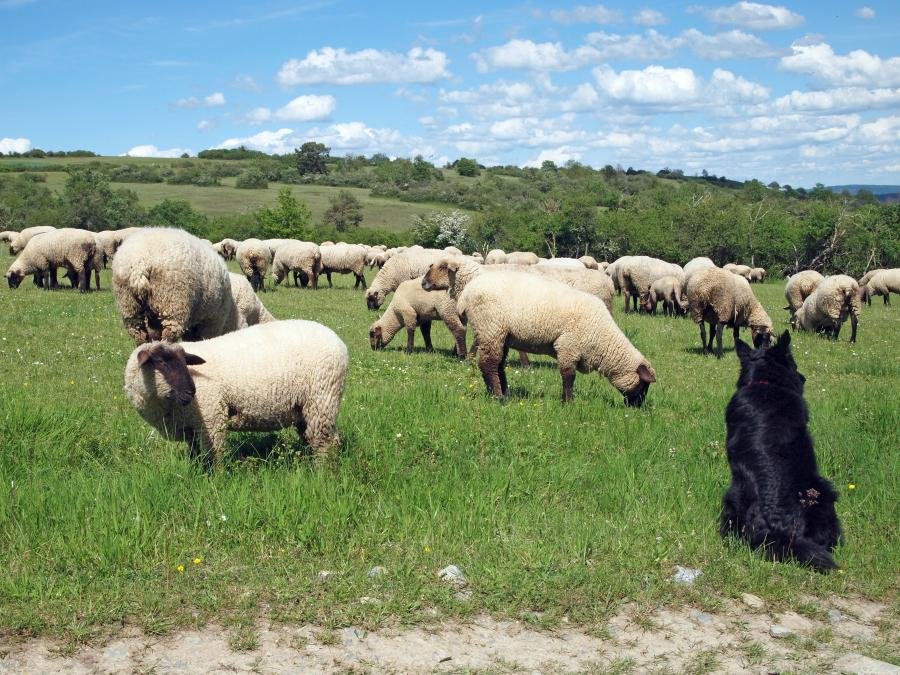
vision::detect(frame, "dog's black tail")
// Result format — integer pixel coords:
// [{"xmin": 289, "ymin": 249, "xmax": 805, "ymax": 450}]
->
[{"xmin": 787, "ymin": 537, "xmax": 838, "ymax": 572}]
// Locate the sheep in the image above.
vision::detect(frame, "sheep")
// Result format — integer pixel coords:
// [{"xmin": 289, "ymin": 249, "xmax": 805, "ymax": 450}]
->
[
  {"xmin": 8, "ymin": 225, "xmax": 55, "ymax": 255},
  {"xmin": 124, "ymin": 320, "xmax": 347, "ymax": 464},
  {"xmin": 641, "ymin": 275, "xmax": 687, "ymax": 316},
  {"xmin": 96, "ymin": 227, "xmax": 141, "ymax": 266},
  {"xmin": 484, "ymin": 249, "xmax": 507, "ymax": 265},
  {"xmin": 6, "ymin": 228, "xmax": 99, "ymax": 292},
  {"xmin": 578, "ymin": 255, "xmax": 599, "ymax": 270},
  {"xmin": 369, "ymin": 277, "xmax": 467, "ymax": 358},
  {"xmin": 229, "ymin": 273, "xmax": 275, "ymax": 328},
  {"xmin": 605, "ymin": 255, "xmax": 637, "ymax": 296},
  {"xmin": 749, "ymin": 267, "xmax": 767, "ymax": 283},
  {"xmin": 506, "ymin": 251, "xmax": 539, "ymax": 265},
  {"xmin": 366, "ymin": 247, "xmax": 445, "ymax": 309},
  {"xmin": 537, "ymin": 257, "xmax": 585, "ymax": 270},
  {"xmin": 456, "ymin": 271, "xmax": 656, "ymax": 404},
  {"xmin": 784, "ymin": 270, "xmax": 824, "ymax": 315},
  {"xmin": 213, "ymin": 238, "xmax": 240, "ymax": 260},
  {"xmin": 791, "ymin": 274, "xmax": 860, "ymax": 342},
  {"xmin": 0, "ymin": 230, "xmax": 17, "ymax": 244},
  {"xmin": 320, "ymin": 240, "xmax": 335, "ymax": 247},
  {"xmin": 686, "ymin": 267, "xmax": 773, "ymax": 357},
  {"xmin": 532, "ymin": 265, "xmax": 616, "ymax": 312},
  {"xmin": 619, "ymin": 256, "xmax": 684, "ymax": 313},
  {"xmin": 863, "ymin": 268, "xmax": 900, "ymax": 305},
  {"xmin": 366, "ymin": 249, "xmax": 388, "ymax": 269},
  {"xmin": 272, "ymin": 241, "xmax": 322, "ymax": 289},
  {"xmin": 470, "ymin": 251, "xmax": 484, "ymax": 264},
  {"xmin": 319, "ymin": 242, "xmax": 368, "ymax": 289},
  {"xmin": 724, "ymin": 263, "xmax": 753, "ymax": 280},
  {"xmin": 443, "ymin": 245, "xmax": 463, "ymax": 256},
  {"xmin": 683, "ymin": 256, "xmax": 716, "ymax": 286},
  {"xmin": 262, "ymin": 238, "xmax": 293, "ymax": 258},
  {"xmin": 112, "ymin": 227, "xmax": 238, "ymax": 344},
  {"xmin": 598, "ymin": 260, "xmax": 610, "ymax": 271},
  {"xmin": 236, "ymin": 238, "xmax": 272, "ymax": 292}
]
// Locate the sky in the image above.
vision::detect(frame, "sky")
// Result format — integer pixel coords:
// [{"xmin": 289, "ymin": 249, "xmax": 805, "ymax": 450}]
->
[{"xmin": 1, "ymin": 0, "xmax": 899, "ymax": 187}]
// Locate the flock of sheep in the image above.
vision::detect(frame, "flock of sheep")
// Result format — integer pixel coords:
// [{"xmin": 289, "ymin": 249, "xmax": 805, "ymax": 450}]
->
[{"xmin": 2, "ymin": 224, "xmax": 897, "ymax": 464}]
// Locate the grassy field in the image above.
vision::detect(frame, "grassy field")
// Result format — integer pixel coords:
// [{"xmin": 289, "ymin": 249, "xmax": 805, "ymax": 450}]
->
[{"xmin": 0, "ymin": 255, "xmax": 897, "ymax": 649}]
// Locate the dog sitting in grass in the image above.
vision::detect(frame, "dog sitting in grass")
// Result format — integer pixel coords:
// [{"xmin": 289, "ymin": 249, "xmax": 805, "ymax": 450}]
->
[{"xmin": 720, "ymin": 330, "xmax": 842, "ymax": 572}]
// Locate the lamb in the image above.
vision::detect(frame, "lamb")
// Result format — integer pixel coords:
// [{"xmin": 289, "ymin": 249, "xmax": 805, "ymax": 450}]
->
[
  {"xmin": 6, "ymin": 228, "xmax": 99, "ymax": 292},
  {"xmin": 578, "ymin": 255, "xmax": 599, "ymax": 270},
  {"xmin": 8, "ymin": 225, "xmax": 55, "ymax": 255},
  {"xmin": 213, "ymin": 238, "xmax": 240, "ymax": 260},
  {"xmin": 749, "ymin": 267, "xmax": 767, "ymax": 283},
  {"xmin": 124, "ymin": 320, "xmax": 347, "ymax": 464},
  {"xmin": 861, "ymin": 268, "xmax": 899, "ymax": 306},
  {"xmin": 366, "ymin": 247, "xmax": 445, "ymax": 309},
  {"xmin": 484, "ymin": 249, "xmax": 507, "ymax": 265},
  {"xmin": 229, "ymin": 273, "xmax": 275, "ymax": 328},
  {"xmin": 791, "ymin": 274, "xmax": 860, "ymax": 342},
  {"xmin": 686, "ymin": 267, "xmax": 774, "ymax": 358},
  {"xmin": 112, "ymin": 227, "xmax": 238, "ymax": 344},
  {"xmin": 271, "ymin": 241, "xmax": 322, "ymax": 289},
  {"xmin": 320, "ymin": 242, "xmax": 368, "ymax": 289},
  {"xmin": 369, "ymin": 277, "xmax": 467, "ymax": 358},
  {"xmin": 641, "ymin": 275, "xmax": 687, "ymax": 316},
  {"xmin": 619, "ymin": 256, "xmax": 684, "ymax": 312},
  {"xmin": 784, "ymin": 270, "xmax": 824, "ymax": 315},
  {"xmin": 236, "ymin": 238, "xmax": 272, "ymax": 292},
  {"xmin": 366, "ymin": 249, "xmax": 388, "ymax": 269},
  {"xmin": 724, "ymin": 263, "xmax": 753, "ymax": 280},
  {"xmin": 456, "ymin": 272, "xmax": 656, "ymax": 404},
  {"xmin": 506, "ymin": 251, "xmax": 539, "ymax": 265}
]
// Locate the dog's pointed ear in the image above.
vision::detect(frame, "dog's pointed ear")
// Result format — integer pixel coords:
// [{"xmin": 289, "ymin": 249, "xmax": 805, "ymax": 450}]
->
[
  {"xmin": 136, "ymin": 346, "xmax": 153, "ymax": 368},
  {"xmin": 771, "ymin": 330, "xmax": 791, "ymax": 358},
  {"xmin": 734, "ymin": 338, "xmax": 752, "ymax": 362},
  {"xmin": 184, "ymin": 352, "xmax": 206, "ymax": 366}
]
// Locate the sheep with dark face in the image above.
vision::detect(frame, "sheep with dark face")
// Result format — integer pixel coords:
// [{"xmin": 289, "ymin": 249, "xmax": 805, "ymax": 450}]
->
[{"xmin": 6, "ymin": 228, "xmax": 98, "ymax": 293}]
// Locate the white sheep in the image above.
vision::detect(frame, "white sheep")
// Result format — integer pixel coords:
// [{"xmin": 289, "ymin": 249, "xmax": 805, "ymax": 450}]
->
[
  {"xmin": 456, "ymin": 271, "xmax": 656, "ymax": 404},
  {"xmin": 124, "ymin": 320, "xmax": 348, "ymax": 464},
  {"xmin": 236, "ymin": 238, "xmax": 273, "ymax": 292},
  {"xmin": 484, "ymin": 249, "xmax": 507, "ymax": 265},
  {"xmin": 213, "ymin": 238, "xmax": 240, "ymax": 260},
  {"xmin": 366, "ymin": 247, "xmax": 445, "ymax": 309},
  {"xmin": 682, "ymin": 256, "xmax": 716, "ymax": 286},
  {"xmin": 792, "ymin": 274, "xmax": 860, "ymax": 342},
  {"xmin": 641, "ymin": 275, "xmax": 687, "ymax": 316},
  {"xmin": 686, "ymin": 267, "xmax": 773, "ymax": 357},
  {"xmin": 0, "ymin": 230, "xmax": 17, "ymax": 244},
  {"xmin": 723, "ymin": 263, "xmax": 753, "ymax": 280},
  {"xmin": 506, "ymin": 251, "xmax": 539, "ymax": 265},
  {"xmin": 443, "ymin": 245, "xmax": 463, "ymax": 256},
  {"xmin": 470, "ymin": 251, "xmax": 484, "ymax": 264},
  {"xmin": 8, "ymin": 225, "xmax": 55, "ymax": 255},
  {"xmin": 578, "ymin": 255, "xmax": 599, "ymax": 270},
  {"xmin": 229, "ymin": 273, "xmax": 275, "ymax": 328},
  {"xmin": 6, "ymin": 228, "xmax": 99, "ymax": 292},
  {"xmin": 537, "ymin": 257, "xmax": 585, "ymax": 270},
  {"xmin": 618, "ymin": 256, "xmax": 684, "ymax": 312},
  {"xmin": 271, "ymin": 241, "xmax": 322, "ymax": 289},
  {"xmin": 112, "ymin": 227, "xmax": 238, "ymax": 344},
  {"xmin": 784, "ymin": 270, "xmax": 824, "ymax": 315},
  {"xmin": 320, "ymin": 242, "xmax": 368, "ymax": 289},
  {"xmin": 366, "ymin": 249, "xmax": 388, "ymax": 269},
  {"xmin": 749, "ymin": 267, "xmax": 767, "ymax": 283},
  {"xmin": 862, "ymin": 268, "xmax": 900, "ymax": 305},
  {"xmin": 369, "ymin": 277, "xmax": 467, "ymax": 358},
  {"xmin": 96, "ymin": 227, "xmax": 141, "ymax": 266}
]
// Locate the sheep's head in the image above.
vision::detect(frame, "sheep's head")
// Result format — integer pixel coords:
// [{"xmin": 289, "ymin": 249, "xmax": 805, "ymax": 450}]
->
[
  {"xmin": 622, "ymin": 362, "xmax": 656, "ymax": 407},
  {"xmin": 421, "ymin": 257, "xmax": 460, "ymax": 292},
  {"xmin": 369, "ymin": 323, "xmax": 384, "ymax": 350},
  {"xmin": 5, "ymin": 264, "xmax": 24, "ymax": 289},
  {"xmin": 366, "ymin": 288, "xmax": 386, "ymax": 310},
  {"xmin": 639, "ymin": 290, "xmax": 653, "ymax": 312},
  {"xmin": 135, "ymin": 342, "xmax": 206, "ymax": 406}
]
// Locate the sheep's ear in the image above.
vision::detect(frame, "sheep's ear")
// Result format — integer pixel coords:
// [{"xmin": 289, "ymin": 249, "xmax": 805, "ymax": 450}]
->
[
  {"xmin": 734, "ymin": 338, "xmax": 752, "ymax": 362},
  {"xmin": 637, "ymin": 363, "xmax": 656, "ymax": 383},
  {"xmin": 184, "ymin": 353, "xmax": 206, "ymax": 366},
  {"xmin": 136, "ymin": 347, "xmax": 153, "ymax": 367}
]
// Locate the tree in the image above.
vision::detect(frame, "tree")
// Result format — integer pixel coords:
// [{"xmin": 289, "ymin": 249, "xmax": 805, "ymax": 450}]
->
[
  {"xmin": 294, "ymin": 142, "xmax": 330, "ymax": 175},
  {"xmin": 147, "ymin": 199, "xmax": 208, "ymax": 235},
  {"xmin": 323, "ymin": 190, "xmax": 363, "ymax": 231},
  {"xmin": 255, "ymin": 187, "xmax": 313, "ymax": 239},
  {"xmin": 235, "ymin": 167, "xmax": 269, "ymax": 189},
  {"xmin": 411, "ymin": 209, "xmax": 472, "ymax": 249},
  {"xmin": 455, "ymin": 157, "xmax": 480, "ymax": 177},
  {"xmin": 64, "ymin": 169, "xmax": 143, "ymax": 231}
]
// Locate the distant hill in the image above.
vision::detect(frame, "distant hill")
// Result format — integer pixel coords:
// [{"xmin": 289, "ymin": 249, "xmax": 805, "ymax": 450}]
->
[{"xmin": 827, "ymin": 184, "xmax": 900, "ymax": 203}]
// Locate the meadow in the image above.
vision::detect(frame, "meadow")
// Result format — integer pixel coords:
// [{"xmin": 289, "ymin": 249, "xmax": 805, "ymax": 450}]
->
[{"xmin": 0, "ymin": 254, "xmax": 897, "ymax": 652}]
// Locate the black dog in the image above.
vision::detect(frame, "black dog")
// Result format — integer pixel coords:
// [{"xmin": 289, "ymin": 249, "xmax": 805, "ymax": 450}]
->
[{"xmin": 720, "ymin": 330, "xmax": 842, "ymax": 572}]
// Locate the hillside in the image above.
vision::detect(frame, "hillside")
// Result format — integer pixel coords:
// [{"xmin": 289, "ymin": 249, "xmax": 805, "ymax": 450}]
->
[{"xmin": 827, "ymin": 184, "xmax": 900, "ymax": 202}]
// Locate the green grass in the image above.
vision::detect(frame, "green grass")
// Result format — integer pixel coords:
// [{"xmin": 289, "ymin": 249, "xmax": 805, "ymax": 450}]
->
[{"xmin": 0, "ymin": 258, "xmax": 897, "ymax": 643}]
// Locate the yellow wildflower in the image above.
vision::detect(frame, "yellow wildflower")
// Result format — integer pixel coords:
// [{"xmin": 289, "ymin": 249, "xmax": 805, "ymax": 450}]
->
[
  {"xmin": 848, "ymin": 483, "xmax": 856, "ymax": 491},
  {"xmin": 193, "ymin": 557, "xmax": 203, "ymax": 565},
  {"xmin": 176, "ymin": 564, "xmax": 185, "ymax": 573}
]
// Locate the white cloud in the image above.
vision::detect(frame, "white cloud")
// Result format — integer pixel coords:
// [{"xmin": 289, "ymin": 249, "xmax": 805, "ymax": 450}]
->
[
  {"xmin": 780, "ymin": 41, "xmax": 900, "ymax": 88},
  {"xmin": 175, "ymin": 92, "xmax": 226, "ymax": 109},
  {"xmin": 474, "ymin": 39, "xmax": 584, "ymax": 72},
  {"xmin": 632, "ymin": 9, "xmax": 667, "ymax": 25},
  {"xmin": 770, "ymin": 87, "xmax": 900, "ymax": 114},
  {"xmin": 710, "ymin": 68, "xmax": 769, "ymax": 101},
  {"xmin": 854, "ymin": 115, "xmax": 900, "ymax": 144},
  {"xmin": 524, "ymin": 147, "xmax": 582, "ymax": 167},
  {"xmin": 204, "ymin": 92, "xmax": 225, "ymax": 106},
  {"xmin": 246, "ymin": 107, "xmax": 273, "ymax": 124},
  {"xmin": 855, "ymin": 6, "xmax": 875, "ymax": 19},
  {"xmin": 563, "ymin": 83, "xmax": 600, "ymax": 111},
  {"xmin": 698, "ymin": 2, "xmax": 804, "ymax": 30},
  {"xmin": 594, "ymin": 65, "xmax": 701, "ymax": 104},
  {"xmin": 277, "ymin": 47, "xmax": 450, "ymax": 86},
  {"xmin": 0, "ymin": 137, "xmax": 31, "ymax": 154},
  {"xmin": 584, "ymin": 30, "xmax": 680, "ymax": 60},
  {"xmin": 550, "ymin": 4, "xmax": 621, "ymax": 24},
  {"xmin": 680, "ymin": 28, "xmax": 775, "ymax": 59},
  {"xmin": 197, "ymin": 119, "xmax": 212, "ymax": 131},
  {"xmin": 231, "ymin": 74, "xmax": 262, "ymax": 92},
  {"xmin": 218, "ymin": 122, "xmax": 410, "ymax": 156},
  {"xmin": 274, "ymin": 94, "xmax": 335, "ymax": 122},
  {"xmin": 123, "ymin": 145, "xmax": 190, "ymax": 158}
]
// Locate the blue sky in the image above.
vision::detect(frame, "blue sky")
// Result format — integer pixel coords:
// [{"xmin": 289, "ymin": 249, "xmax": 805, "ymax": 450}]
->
[{"xmin": 1, "ymin": 0, "xmax": 899, "ymax": 186}]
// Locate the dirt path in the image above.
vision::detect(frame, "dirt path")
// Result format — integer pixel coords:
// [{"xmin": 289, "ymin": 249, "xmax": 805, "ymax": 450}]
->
[{"xmin": 1, "ymin": 597, "xmax": 896, "ymax": 674}]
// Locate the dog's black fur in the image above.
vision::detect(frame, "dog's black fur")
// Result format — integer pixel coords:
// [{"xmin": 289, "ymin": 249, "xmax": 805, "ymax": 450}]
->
[{"xmin": 721, "ymin": 330, "xmax": 842, "ymax": 572}]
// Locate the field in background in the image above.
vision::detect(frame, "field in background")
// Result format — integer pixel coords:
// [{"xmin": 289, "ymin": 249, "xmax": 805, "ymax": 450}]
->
[{"xmin": 0, "ymin": 256, "xmax": 897, "ymax": 651}]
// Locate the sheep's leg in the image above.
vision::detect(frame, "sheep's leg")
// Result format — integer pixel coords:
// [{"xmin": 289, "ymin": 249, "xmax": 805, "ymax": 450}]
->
[
  {"xmin": 77, "ymin": 265, "xmax": 89, "ymax": 293},
  {"xmin": 833, "ymin": 322, "xmax": 842, "ymax": 340},
  {"xmin": 498, "ymin": 344, "xmax": 510, "ymax": 396},
  {"xmin": 517, "ymin": 351, "xmax": 531, "ymax": 369},
  {"xmin": 310, "ymin": 271, "xmax": 319, "ymax": 290},
  {"xmin": 699, "ymin": 321, "xmax": 708, "ymax": 354},
  {"xmin": 93, "ymin": 265, "xmax": 100, "ymax": 291},
  {"xmin": 623, "ymin": 292, "xmax": 631, "ymax": 312},
  {"xmin": 32, "ymin": 271, "xmax": 43, "ymax": 288},
  {"xmin": 442, "ymin": 313, "xmax": 467, "ymax": 359},
  {"xmin": 849, "ymin": 314, "xmax": 858, "ymax": 343},
  {"xmin": 355, "ymin": 271, "xmax": 368, "ymax": 289},
  {"xmin": 405, "ymin": 326, "xmax": 416, "ymax": 354},
  {"xmin": 478, "ymin": 345, "xmax": 505, "ymax": 397},
  {"xmin": 300, "ymin": 402, "xmax": 339, "ymax": 460},
  {"xmin": 733, "ymin": 325, "xmax": 740, "ymax": 342},
  {"xmin": 885, "ymin": 293, "xmax": 890, "ymax": 306},
  {"xmin": 420, "ymin": 321, "xmax": 434, "ymax": 352},
  {"xmin": 326, "ymin": 271, "xmax": 333, "ymax": 288},
  {"xmin": 715, "ymin": 322, "xmax": 724, "ymax": 358},
  {"xmin": 560, "ymin": 364, "xmax": 576, "ymax": 403},
  {"xmin": 632, "ymin": 293, "xmax": 638, "ymax": 312},
  {"xmin": 48, "ymin": 266, "xmax": 58, "ymax": 289}
]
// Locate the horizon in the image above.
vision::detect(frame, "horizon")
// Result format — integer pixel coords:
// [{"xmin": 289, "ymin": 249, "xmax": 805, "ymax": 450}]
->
[{"xmin": 1, "ymin": 0, "xmax": 899, "ymax": 187}]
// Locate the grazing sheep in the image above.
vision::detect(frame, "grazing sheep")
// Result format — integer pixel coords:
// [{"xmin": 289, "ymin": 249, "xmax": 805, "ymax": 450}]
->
[
  {"xmin": 537, "ymin": 257, "xmax": 585, "ymax": 270},
  {"xmin": 443, "ymin": 245, "xmax": 463, "ymax": 256},
  {"xmin": 96, "ymin": 227, "xmax": 141, "ymax": 266},
  {"xmin": 598, "ymin": 260, "xmax": 610, "ymax": 271},
  {"xmin": 749, "ymin": 267, "xmax": 767, "ymax": 283},
  {"xmin": 113, "ymin": 228, "xmax": 238, "ymax": 344},
  {"xmin": 366, "ymin": 249, "xmax": 388, "ymax": 269},
  {"xmin": 470, "ymin": 251, "xmax": 484, "ymax": 264},
  {"xmin": 605, "ymin": 255, "xmax": 638, "ymax": 297},
  {"xmin": 506, "ymin": 251, "xmax": 539, "ymax": 265},
  {"xmin": 686, "ymin": 267, "xmax": 773, "ymax": 358},
  {"xmin": 641, "ymin": 275, "xmax": 687, "ymax": 316},
  {"xmin": 366, "ymin": 247, "xmax": 445, "ymax": 309},
  {"xmin": 857, "ymin": 268, "xmax": 885, "ymax": 305},
  {"xmin": 683, "ymin": 257, "xmax": 716, "ymax": 286},
  {"xmin": 124, "ymin": 320, "xmax": 348, "ymax": 464},
  {"xmin": 862, "ymin": 268, "xmax": 899, "ymax": 305},
  {"xmin": 320, "ymin": 242, "xmax": 368, "ymax": 289},
  {"xmin": 272, "ymin": 241, "xmax": 322, "ymax": 289},
  {"xmin": 369, "ymin": 277, "xmax": 467, "ymax": 358},
  {"xmin": 532, "ymin": 266, "xmax": 616, "ymax": 312},
  {"xmin": 784, "ymin": 270, "xmax": 824, "ymax": 315},
  {"xmin": 724, "ymin": 263, "xmax": 753, "ymax": 280},
  {"xmin": 229, "ymin": 273, "xmax": 275, "ymax": 328},
  {"xmin": 857, "ymin": 268, "xmax": 884, "ymax": 288},
  {"xmin": 213, "ymin": 238, "xmax": 240, "ymax": 260},
  {"xmin": 6, "ymin": 228, "xmax": 99, "ymax": 292},
  {"xmin": 484, "ymin": 249, "xmax": 507, "ymax": 265},
  {"xmin": 236, "ymin": 238, "xmax": 272, "ymax": 292},
  {"xmin": 262, "ymin": 238, "xmax": 293, "ymax": 258},
  {"xmin": 578, "ymin": 255, "xmax": 599, "ymax": 270},
  {"xmin": 8, "ymin": 225, "xmax": 55, "ymax": 255},
  {"xmin": 456, "ymin": 272, "xmax": 656, "ymax": 404},
  {"xmin": 619, "ymin": 256, "xmax": 684, "ymax": 313},
  {"xmin": 792, "ymin": 274, "xmax": 860, "ymax": 342},
  {"xmin": 0, "ymin": 231, "xmax": 17, "ymax": 244}
]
